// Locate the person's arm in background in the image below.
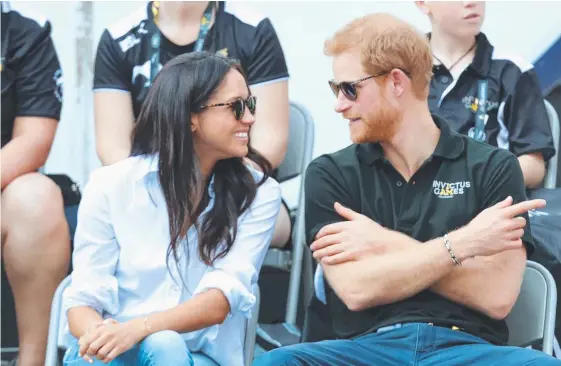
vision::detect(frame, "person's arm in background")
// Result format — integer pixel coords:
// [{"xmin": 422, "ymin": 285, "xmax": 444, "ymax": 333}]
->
[
  {"xmin": 500, "ymin": 61, "xmax": 555, "ymax": 188},
  {"xmin": 1, "ymin": 19, "xmax": 62, "ymax": 189},
  {"xmin": 93, "ymin": 30, "xmax": 136, "ymax": 166},
  {"xmin": 246, "ymin": 18, "xmax": 290, "ymax": 169},
  {"xmin": 517, "ymin": 153, "xmax": 546, "ymax": 189}
]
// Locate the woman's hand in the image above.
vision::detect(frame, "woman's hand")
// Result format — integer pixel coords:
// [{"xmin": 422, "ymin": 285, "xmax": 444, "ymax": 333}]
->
[{"xmin": 79, "ymin": 318, "xmax": 147, "ymax": 364}]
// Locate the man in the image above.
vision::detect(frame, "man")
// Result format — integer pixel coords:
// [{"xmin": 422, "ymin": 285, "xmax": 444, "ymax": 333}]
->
[
  {"xmin": 253, "ymin": 13, "xmax": 558, "ymax": 365},
  {"xmin": 418, "ymin": 1, "xmax": 555, "ymax": 189},
  {"xmin": 1, "ymin": 3, "xmax": 70, "ymax": 365}
]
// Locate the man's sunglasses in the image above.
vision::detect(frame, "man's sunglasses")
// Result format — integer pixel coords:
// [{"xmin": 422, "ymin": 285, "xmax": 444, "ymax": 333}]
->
[
  {"xmin": 200, "ymin": 95, "xmax": 256, "ymax": 121},
  {"xmin": 329, "ymin": 69, "xmax": 411, "ymax": 101}
]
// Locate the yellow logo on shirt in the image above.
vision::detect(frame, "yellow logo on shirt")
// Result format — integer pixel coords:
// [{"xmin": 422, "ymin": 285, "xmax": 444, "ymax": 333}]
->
[
  {"xmin": 433, "ymin": 180, "xmax": 471, "ymax": 199},
  {"xmin": 216, "ymin": 48, "xmax": 228, "ymax": 57}
]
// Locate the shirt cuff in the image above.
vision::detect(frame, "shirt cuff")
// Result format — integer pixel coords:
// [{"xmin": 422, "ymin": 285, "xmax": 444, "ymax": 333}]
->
[
  {"xmin": 62, "ymin": 274, "xmax": 119, "ymax": 316},
  {"xmin": 193, "ymin": 269, "xmax": 255, "ymax": 319}
]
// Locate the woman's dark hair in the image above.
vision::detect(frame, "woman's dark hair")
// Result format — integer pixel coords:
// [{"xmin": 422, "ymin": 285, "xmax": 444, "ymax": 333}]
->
[{"xmin": 131, "ymin": 52, "xmax": 272, "ymax": 267}]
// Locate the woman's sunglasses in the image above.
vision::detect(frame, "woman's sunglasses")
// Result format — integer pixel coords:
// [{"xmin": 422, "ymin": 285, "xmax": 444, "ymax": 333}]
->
[
  {"xmin": 200, "ymin": 96, "xmax": 257, "ymax": 121},
  {"xmin": 328, "ymin": 69, "xmax": 411, "ymax": 101}
]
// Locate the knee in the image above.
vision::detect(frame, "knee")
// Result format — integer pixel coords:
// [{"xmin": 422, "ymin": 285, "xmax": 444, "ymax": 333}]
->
[
  {"xmin": 140, "ymin": 331, "xmax": 193, "ymax": 365},
  {"xmin": 141, "ymin": 330, "xmax": 185, "ymax": 351},
  {"xmin": 253, "ymin": 347, "xmax": 299, "ymax": 366},
  {"xmin": 2, "ymin": 173, "xmax": 66, "ymax": 231},
  {"xmin": 524, "ymin": 354, "xmax": 561, "ymax": 365}
]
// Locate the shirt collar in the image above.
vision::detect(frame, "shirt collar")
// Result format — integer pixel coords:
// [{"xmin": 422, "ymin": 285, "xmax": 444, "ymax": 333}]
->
[
  {"xmin": 469, "ymin": 32, "xmax": 494, "ymax": 78},
  {"xmin": 134, "ymin": 154, "xmax": 216, "ymax": 198},
  {"xmin": 134, "ymin": 154, "xmax": 159, "ymax": 182},
  {"xmin": 357, "ymin": 115, "xmax": 465, "ymax": 166},
  {"xmin": 428, "ymin": 32, "xmax": 493, "ymax": 78},
  {"xmin": 431, "ymin": 114, "xmax": 465, "ymax": 160}
]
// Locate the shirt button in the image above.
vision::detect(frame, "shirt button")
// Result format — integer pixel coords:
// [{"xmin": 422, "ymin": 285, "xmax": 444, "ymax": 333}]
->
[
  {"xmin": 397, "ymin": 181, "xmax": 403, "ymax": 187},
  {"xmin": 440, "ymin": 76, "xmax": 450, "ymax": 84}
]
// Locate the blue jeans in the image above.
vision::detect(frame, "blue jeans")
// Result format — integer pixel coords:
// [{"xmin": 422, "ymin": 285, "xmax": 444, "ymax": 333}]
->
[
  {"xmin": 253, "ymin": 323, "xmax": 561, "ymax": 366},
  {"xmin": 63, "ymin": 330, "xmax": 219, "ymax": 366}
]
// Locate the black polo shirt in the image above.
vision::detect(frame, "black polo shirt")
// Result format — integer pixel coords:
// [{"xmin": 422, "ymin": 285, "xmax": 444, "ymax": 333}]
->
[
  {"xmin": 304, "ymin": 115, "xmax": 534, "ymax": 345},
  {"xmin": 429, "ymin": 32, "xmax": 555, "ymax": 162},
  {"xmin": 1, "ymin": 3, "xmax": 63, "ymax": 148},
  {"xmin": 94, "ymin": 1, "xmax": 289, "ymax": 119}
]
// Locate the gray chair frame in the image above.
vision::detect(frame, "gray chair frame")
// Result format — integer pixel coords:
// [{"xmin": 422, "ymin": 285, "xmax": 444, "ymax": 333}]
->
[
  {"xmin": 544, "ymin": 100, "xmax": 559, "ymax": 189},
  {"xmin": 505, "ymin": 260, "xmax": 557, "ymax": 355},
  {"xmin": 261, "ymin": 101, "xmax": 315, "ymax": 327},
  {"xmin": 45, "ymin": 276, "xmax": 261, "ymax": 366}
]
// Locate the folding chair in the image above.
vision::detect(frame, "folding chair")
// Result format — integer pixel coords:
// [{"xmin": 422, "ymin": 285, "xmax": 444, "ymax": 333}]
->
[
  {"xmin": 544, "ymin": 100, "xmax": 560, "ymax": 189},
  {"xmin": 257, "ymin": 102, "xmax": 315, "ymax": 348},
  {"xmin": 45, "ymin": 276, "xmax": 261, "ymax": 366},
  {"xmin": 505, "ymin": 260, "xmax": 557, "ymax": 355}
]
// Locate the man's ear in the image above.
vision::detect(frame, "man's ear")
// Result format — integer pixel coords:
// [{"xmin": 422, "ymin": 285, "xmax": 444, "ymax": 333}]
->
[
  {"xmin": 415, "ymin": 1, "xmax": 431, "ymax": 16},
  {"xmin": 389, "ymin": 69, "xmax": 406, "ymax": 98}
]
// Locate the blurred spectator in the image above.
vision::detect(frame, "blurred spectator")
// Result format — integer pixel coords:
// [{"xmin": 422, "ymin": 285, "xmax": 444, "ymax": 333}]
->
[
  {"xmin": 93, "ymin": 1, "xmax": 291, "ymax": 248},
  {"xmin": 1, "ymin": 2, "xmax": 70, "ymax": 365},
  {"xmin": 254, "ymin": 13, "xmax": 558, "ymax": 366},
  {"xmin": 63, "ymin": 52, "xmax": 281, "ymax": 366},
  {"xmin": 418, "ymin": 1, "xmax": 555, "ymax": 188}
]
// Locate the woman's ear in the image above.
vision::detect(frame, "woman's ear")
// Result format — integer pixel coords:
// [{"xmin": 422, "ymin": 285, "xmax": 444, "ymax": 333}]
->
[{"xmin": 191, "ymin": 113, "xmax": 200, "ymax": 133}]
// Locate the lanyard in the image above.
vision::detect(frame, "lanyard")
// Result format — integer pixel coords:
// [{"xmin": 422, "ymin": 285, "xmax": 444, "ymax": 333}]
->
[
  {"xmin": 149, "ymin": 1, "xmax": 215, "ymax": 84},
  {"xmin": 468, "ymin": 80, "xmax": 489, "ymax": 142}
]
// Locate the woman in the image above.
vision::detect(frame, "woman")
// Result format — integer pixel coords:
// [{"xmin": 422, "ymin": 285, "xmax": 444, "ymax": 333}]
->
[
  {"xmin": 62, "ymin": 52, "xmax": 282, "ymax": 366},
  {"xmin": 94, "ymin": 1, "xmax": 291, "ymax": 248}
]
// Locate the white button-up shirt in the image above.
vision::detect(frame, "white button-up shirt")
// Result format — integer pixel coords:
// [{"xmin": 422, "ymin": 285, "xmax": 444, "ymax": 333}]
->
[{"xmin": 62, "ymin": 155, "xmax": 281, "ymax": 366}]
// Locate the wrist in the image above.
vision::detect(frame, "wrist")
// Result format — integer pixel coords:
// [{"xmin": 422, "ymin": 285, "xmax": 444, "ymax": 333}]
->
[
  {"xmin": 129, "ymin": 317, "xmax": 152, "ymax": 341},
  {"xmin": 81, "ymin": 320, "xmax": 102, "ymax": 338},
  {"xmin": 447, "ymin": 227, "xmax": 478, "ymax": 262}
]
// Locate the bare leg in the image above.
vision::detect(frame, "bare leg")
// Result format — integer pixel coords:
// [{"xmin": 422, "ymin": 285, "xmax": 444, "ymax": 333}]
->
[
  {"xmin": 1, "ymin": 173, "xmax": 70, "ymax": 366},
  {"xmin": 270, "ymin": 203, "xmax": 291, "ymax": 249}
]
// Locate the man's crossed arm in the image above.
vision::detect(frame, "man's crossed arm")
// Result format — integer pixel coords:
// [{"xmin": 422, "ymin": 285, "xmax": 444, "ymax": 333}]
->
[{"xmin": 312, "ymin": 199, "xmax": 544, "ymax": 319}]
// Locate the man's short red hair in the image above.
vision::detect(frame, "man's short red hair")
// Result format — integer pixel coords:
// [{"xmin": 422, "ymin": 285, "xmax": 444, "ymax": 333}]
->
[{"xmin": 324, "ymin": 13, "xmax": 433, "ymax": 99}]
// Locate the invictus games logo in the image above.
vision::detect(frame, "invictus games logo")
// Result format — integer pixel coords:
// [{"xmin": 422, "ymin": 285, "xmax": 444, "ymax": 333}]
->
[
  {"xmin": 433, "ymin": 180, "xmax": 471, "ymax": 199},
  {"xmin": 462, "ymin": 96, "xmax": 499, "ymax": 113}
]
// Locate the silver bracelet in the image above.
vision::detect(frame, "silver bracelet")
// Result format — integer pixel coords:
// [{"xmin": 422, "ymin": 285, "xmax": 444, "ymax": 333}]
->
[
  {"xmin": 444, "ymin": 234, "xmax": 461, "ymax": 266},
  {"xmin": 144, "ymin": 316, "xmax": 153, "ymax": 333}
]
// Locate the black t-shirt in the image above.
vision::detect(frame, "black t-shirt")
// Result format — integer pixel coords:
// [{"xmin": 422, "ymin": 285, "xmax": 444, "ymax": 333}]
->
[
  {"xmin": 305, "ymin": 115, "xmax": 534, "ymax": 345},
  {"xmin": 94, "ymin": 1, "xmax": 289, "ymax": 119},
  {"xmin": 429, "ymin": 33, "xmax": 555, "ymax": 161},
  {"xmin": 1, "ymin": 3, "xmax": 63, "ymax": 148}
]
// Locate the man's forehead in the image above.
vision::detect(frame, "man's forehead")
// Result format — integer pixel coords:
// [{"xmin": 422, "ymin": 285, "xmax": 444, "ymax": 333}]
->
[{"xmin": 332, "ymin": 52, "xmax": 367, "ymax": 81}]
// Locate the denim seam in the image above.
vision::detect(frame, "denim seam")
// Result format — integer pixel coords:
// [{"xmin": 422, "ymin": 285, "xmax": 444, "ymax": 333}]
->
[
  {"xmin": 413, "ymin": 324, "xmax": 421, "ymax": 366},
  {"xmin": 138, "ymin": 345, "xmax": 156, "ymax": 366}
]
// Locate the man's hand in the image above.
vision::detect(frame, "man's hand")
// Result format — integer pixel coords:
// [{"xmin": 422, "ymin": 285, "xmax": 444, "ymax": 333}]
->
[
  {"xmin": 311, "ymin": 202, "xmax": 399, "ymax": 265},
  {"xmin": 79, "ymin": 318, "xmax": 146, "ymax": 364},
  {"xmin": 454, "ymin": 196, "xmax": 546, "ymax": 259}
]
